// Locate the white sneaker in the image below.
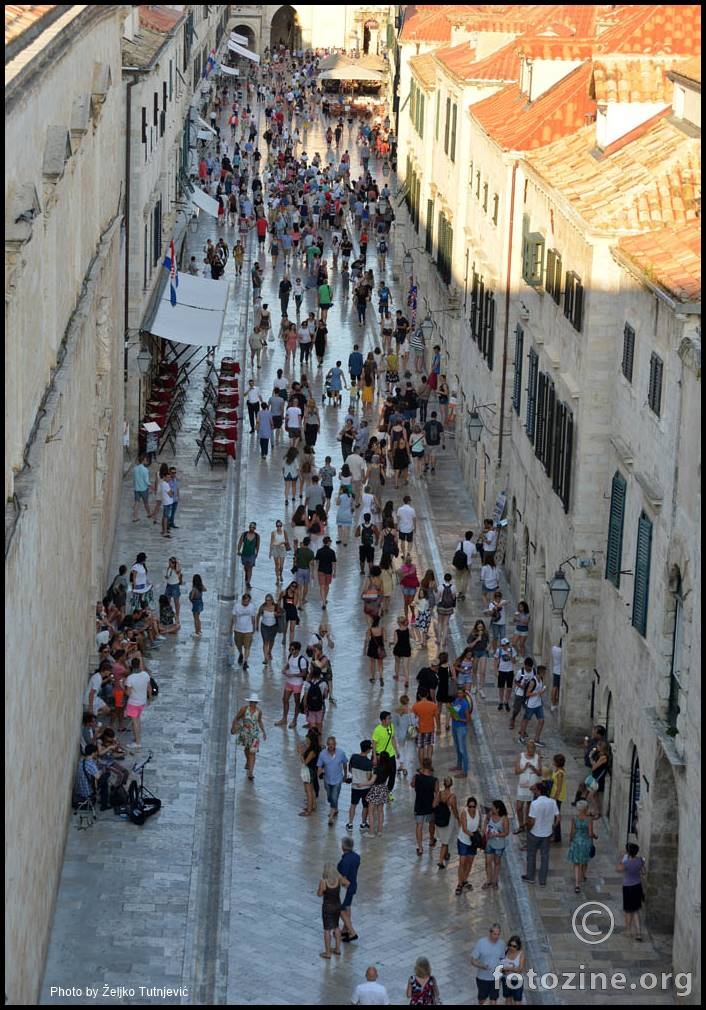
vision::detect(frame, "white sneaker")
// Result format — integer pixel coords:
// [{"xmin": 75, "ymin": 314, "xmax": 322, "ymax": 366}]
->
[
  {"xmin": 550, "ymin": 705, "xmax": 557, "ymax": 713},
  {"xmin": 156, "ymin": 635, "xmax": 167, "ymax": 641},
  {"xmin": 479, "ymin": 689, "xmax": 486, "ymax": 699}
]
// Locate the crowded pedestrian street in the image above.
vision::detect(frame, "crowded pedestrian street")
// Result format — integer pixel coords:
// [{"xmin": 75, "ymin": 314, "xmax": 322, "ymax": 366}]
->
[{"xmin": 40, "ymin": 48, "xmax": 679, "ymax": 1007}]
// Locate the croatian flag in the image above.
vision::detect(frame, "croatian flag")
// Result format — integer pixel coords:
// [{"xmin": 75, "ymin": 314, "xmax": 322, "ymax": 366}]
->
[
  {"xmin": 163, "ymin": 239, "xmax": 178, "ymax": 306},
  {"xmin": 203, "ymin": 49, "xmax": 217, "ymax": 79}
]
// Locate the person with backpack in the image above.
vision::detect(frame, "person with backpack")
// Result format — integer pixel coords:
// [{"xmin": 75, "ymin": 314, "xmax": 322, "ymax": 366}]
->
[
  {"xmin": 423, "ymin": 411, "xmax": 445, "ymax": 473},
  {"xmin": 436, "ymin": 574, "xmax": 457, "ymax": 651},
  {"xmin": 451, "ymin": 531, "xmax": 476, "ymax": 601},
  {"xmin": 275, "ymin": 641, "xmax": 309, "ymax": 729},
  {"xmin": 302, "ymin": 669, "xmax": 329, "ymax": 730},
  {"xmin": 355, "ymin": 512, "xmax": 380, "ymax": 575}
]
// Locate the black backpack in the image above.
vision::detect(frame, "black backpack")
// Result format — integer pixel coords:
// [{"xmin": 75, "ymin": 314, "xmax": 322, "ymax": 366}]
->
[
  {"xmin": 307, "ymin": 679, "xmax": 325, "ymax": 712},
  {"xmin": 150, "ymin": 676, "xmax": 159, "ymax": 698},
  {"xmin": 440, "ymin": 584, "xmax": 456, "ymax": 609},
  {"xmin": 452, "ymin": 545, "xmax": 468, "ymax": 569},
  {"xmin": 382, "ymin": 531, "xmax": 398, "ymax": 556},
  {"xmin": 361, "ymin": 524, "xmax": 375, "ymax": 547}
]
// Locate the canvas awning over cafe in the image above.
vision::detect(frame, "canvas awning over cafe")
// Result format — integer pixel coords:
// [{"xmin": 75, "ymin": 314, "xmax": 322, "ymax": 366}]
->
[{"xmin": 317, "ymin": 53, "xmax": 387, "ymax": 81}]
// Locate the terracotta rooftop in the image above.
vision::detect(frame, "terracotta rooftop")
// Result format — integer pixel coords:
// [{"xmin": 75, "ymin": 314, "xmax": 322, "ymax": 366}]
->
[
  {"xmin": 592, "ymin": 57, "xmax": 688, "ymax": 103},
  {"xmin": 447, "ymin": 5, "xmax": 592, "ymax": 34},
  {"xmin": 432, "ymin": 36, "xmax": 519, "ymax": 83},
  {"xmin": 525, "ymin": 117, "xmax": 701, "ymax": 232},
  {"xmin": 595, "ymin": 4, "xmax": 701, "ymax": 56},
  {"xmin": 516, "ymin": 37, "xmax": 598, "ymax": 59},
  {"xmin": 138, "ymin": 5, "xmax": 183, "ymax": 34},
  {"xmin": 409, "ymin": 52, "xmax": 439, "ymax": 90},
  {"xmin": 399, "ymin": 5, "xmax": 456, "ymax": 44},
  {"xmin": 616, "ymin": 222, "xmax": 701, "ymax": 302},
  {"xmin": 5, "ymin": 4, "xmax": 57, "ymax": 46},
  {"xmin": 471, "ymin": 61, "xmax": 596, "ymax": 151},
  {"xmin": 669, "ymin": 55, "xmax": 701, "ymax": 85}
]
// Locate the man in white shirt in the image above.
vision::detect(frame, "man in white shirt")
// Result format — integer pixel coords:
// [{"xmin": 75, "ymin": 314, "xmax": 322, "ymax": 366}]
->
[
  {"xmin": 494, "ymin": 638, "xmax": 518, "ymax": 712},
  {"xmin": 246, "ymin": 380, "xmax": 261, "ymax": 433},
  {"xmin": 480, "ymin": 518, "xmax": 498, "ymax": 563},
  {"xmin": 285, "ymin": 403, "xmax": 302, "ymax": 442},
  {"xmin": 396, "ymin": 495, "xmax": 417, "ymax": 545},
  {"xmin": 452, "ymin": 530, "xmax": 476, "ymax": 600},
  {"xmin": 345, "ymin": 451, "xmax": 366, "ymax": 506},
  {"xmin": 352, "ymin": 966, "xmax": 390, "ymax": 1005},
  {"xmin": 230, "ymin": 593, "xmax": 258, "ymax": 671},
  {"xmin": 523, "ymin": 782, "xmax": 560, "ymax": 886}
]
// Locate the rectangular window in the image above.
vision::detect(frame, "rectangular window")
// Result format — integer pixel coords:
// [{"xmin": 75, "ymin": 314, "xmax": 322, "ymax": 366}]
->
[
  {"xmin": 418, "ymin": 92, "xmax": 425, "ymax": 138},
  {"xmin": 141, "ymin": 106, "xmax": 147, "ymax": 145},
  {"xmin": 152, "ymin": 198, "xmax": 162, "ymax": 266},
  {"xmin": 475, "ymin": 170, "xmax": 481, "ymax": 199},
  {"xmin": 410, "ymin": 80, "xmax": 416, "ymax": 123},
  {"xmin": 470, "ymin": 270, "xmax": 481, "ymax": 340},
  {"xmin": 163, "ymin": 81, "xmax": 168, "ymax": 111},
  {"xmin": 621, "ymin": 323, "xmax": 635, "ymax": 382},
  {"xmin": 169, "ymin": 60, "xmax": 173, "ymax": 101},
  {"xmin": 648, "ymin": 352, "xmax": 663, "ymax": 416},
  {"xmin": 526, "ymin": 348, "xmax": 539, "ymax": 443},
  {"xmin": 632, "ymin": 512, "xmax": 653, "ymax": 636},
  {"xmin": 434, "ymin": 91, "xmax": 440, "ymax": 140},
  {"xmin": 143, "ymin": 222, "xmax": 148, "ymax": 288},
  {"xmin": 436, "ymin": 214, "xmax": 453, "ymax": 285},
  {"xmin": 425, "ymin": 199, "xmax": 434, "ymax": 254},
  {"xmin": 564, "ymin": 271, "xmax": 584, "ymax": 331},
  {"xmin": 444, "ymin": 97, "xmax": 451, "ymax": 154},
  {"xmin": 450, "ymin": 103, "xmax": 457, "ymax": 162},
  {"xmin": 556, "ymin": 405, "xmax": 573, "ymax": 512},
  {"xmin": 545, "ymin": 248, "xmax": 562, "ymax": 304},
  {"xmin": 153, "ymin": 92, "xmax": 159, "ymax": 126},
  {"xmin": 492, "ymin": 193, "xmax": 499, "ymax": 226},
  {"xmin": 512, "ymin": 325, "xmax": 524, "ymax": 413},
  {"xmin": 481, "ymin": 289, "xmax": 495, "ymax": 370},
  {"xmin": 605, "ymin": 471, "xmax": 627, "ymax": 587},
  {"xmin": 522, "ymin": 233, "xmax": 545, "ymax": 287},
  {"xmin": 482, "ymin": 182, "xmax": 488, "ymax": 213}
]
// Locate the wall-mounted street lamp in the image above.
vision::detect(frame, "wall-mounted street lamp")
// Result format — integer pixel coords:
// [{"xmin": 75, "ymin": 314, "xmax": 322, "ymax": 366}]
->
[
  {"xmin": 402, "ymin": 251, "xmax": 414, "ymax": 277},
  {"xmin": 136, "ymin": 346, "xmax": 152, "ymax": 377},
  {"xmin": 547, "ymin": 568, "xmax": 571, "ymax": 612},
  {"xmin": 467, "ymin": 410, "xmax": 483, "ymax": 443}
]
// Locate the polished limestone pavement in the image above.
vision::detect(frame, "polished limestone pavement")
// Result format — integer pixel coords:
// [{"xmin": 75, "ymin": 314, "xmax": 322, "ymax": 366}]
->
[{"xmin": 40, "ymin": 101, "xmax": 675, "ymax": 1006}]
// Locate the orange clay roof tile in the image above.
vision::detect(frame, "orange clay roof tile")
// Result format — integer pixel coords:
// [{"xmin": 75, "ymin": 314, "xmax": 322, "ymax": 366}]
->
[
  {"xmin": 595, "ymin": 4, "xmax": 701, "ymax": 56},
  {"xmin": 592, "ymin": 57, "xmax": 689, "ymax": 103},
  {"xmin": 525, "ymin": 118, "xmax": 701, "ymax": 232},
  {"xmin": 616, "ymin": 222, "xmax": 701, "ymax": 302},
  {"xmin": 409, "ymin": 52, "xmax": 439, "ymax": 90},
  {"xmin": 138, "ymin": 5, "xmax": 183, "ymax": 34},
  {"xmin": 471, "ymin": 62, "xmax": 596, "ymax": 151},
  {"xmin": 5, "ymin": 4, "xmax": 57, "ymax": 46}
]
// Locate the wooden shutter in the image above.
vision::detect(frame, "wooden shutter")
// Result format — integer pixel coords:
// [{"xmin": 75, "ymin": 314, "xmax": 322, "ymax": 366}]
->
[
  {"xmin": 535, "ymin": 372, "xmax": 547, "ymax": 461},
  {"xmin": 632, "ymin": 512, "xmax": 653, "ymax": 636},
  {"xmin": 543, "ymin": 380, "xmax": 556, "ymax": 476},
  {"xmin": 485, "ymin": 293, "xmax": 495, "ymax": 370},
  {"xmin": 561, "ymin": 411, "xmax": 573, "ymax": 512},
  {"xmin": 605, "ymin": 472, "xmax": 626, "ymax": 586},
  {"xmin": 648, "ymin": 353, "xmax": 663, "ymax": 415},
  {"xmin": 141, "ymin": 106, "xmax": 147, "ymax": 144},
  {"xmin": 512, "ymin": 325, "xmax": 524, "ymax": 413},
  {"xmin": 622, "ymin": 324, "xmax": 635, "ymax": 382},
  {"xmin": 526, "ymin": 348, "xmax": 538, "ymax": 442},
  {"xmin": 573, "ymin": 280, "xmax": 584, "ymax": 331}
]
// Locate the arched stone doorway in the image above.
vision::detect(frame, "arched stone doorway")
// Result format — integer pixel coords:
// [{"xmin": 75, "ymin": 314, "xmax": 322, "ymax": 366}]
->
[
  {"xmin": 647, "ymin": 753, "xmax": 678, "ymax": 932},
  {"xmin": 363, "ymin": 19, "xmax": 380, "ymax": 55},
  {"xmin": 270, "ymin": 5, "xmax": 302, "ymax": 51},
  {"xmin": 233, "ymin": 24, "xmax": 257, "ymax": 51},
  {"xmin": 627, "ymin": 744, "xmax": 641, "ymax": 839}
]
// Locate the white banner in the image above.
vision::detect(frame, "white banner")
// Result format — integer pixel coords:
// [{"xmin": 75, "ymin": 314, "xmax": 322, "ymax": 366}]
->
[
  {"xmin": 230, "ymin": 32, "xmax": 249, "ymax": 45},
  {"xmin": 197, "ymin": 115, "xmax": 217, "ymax": 135},
  {"xmin": 190, "ymin": 187, "xmax": 220, "ymax": 218},
  {"xmin": 228, "ymin": 40, "xmax": 260, "ymax": 63},
  {"xmin": 218, "ymin": 64, "xmax": 240, "ymax": 76}
]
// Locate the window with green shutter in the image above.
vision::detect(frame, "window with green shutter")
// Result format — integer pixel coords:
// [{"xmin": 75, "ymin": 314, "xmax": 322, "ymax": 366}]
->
[
  {"xmin": 605, "ymin": 472, "xmax": 627, "ymax": 586},
  {"xmin": 526, "ymin": 348, "xmax": 539, "ymax": 443},
  {"xmin": 546, "ymin": 249, "xmax": 562, "ymax": 304},
  {"xmin": 425, "ymin": 200, "xmax": 434, "ymax": 254},
  {"xmin": 632, "ymin": 512, "xmax": 652, "ymax": 636},
  {"xmin": 444, "ymin": 97, "xmax": 451, "ymax": 153},
  {"xmin": 450, "ymin": 103, "xmax": 457, "ymax": 162},
  {"xmin": 622, "ymin": 323, "xmax": 635, "ymax": 382},
  {"xmin": 564, "ymin": 271, "xmax": 584, "ymax": 331},
  {"xmin": 648, "ymin": 353, "xmax": 663, "ymax": 415},
  {"xmin": 522, "ymin": 233, "xmax": 545, "ymax": 287},
  {"xmin": 435, "ymin": 91, "xmax": 440, "ymax": 140},
  {"xmin": 512, "ymin": 325, "xmax": 524, "ymax": 413}
]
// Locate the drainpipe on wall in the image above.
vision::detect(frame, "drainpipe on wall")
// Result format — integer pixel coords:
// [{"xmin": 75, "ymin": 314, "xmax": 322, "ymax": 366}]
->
[{"xmin": 497, "ymin": 160, "xmax": 517, "ymax": 468}]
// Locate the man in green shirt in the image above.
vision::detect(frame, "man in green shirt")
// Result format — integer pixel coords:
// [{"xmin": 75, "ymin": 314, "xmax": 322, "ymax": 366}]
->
[
  {"xmin": 294, "ymin": 535, "xmax": 315, "ymax": 605},
  {"xmin": 371, "ymin": 711, "xmax": 400, "ymax": 799}
]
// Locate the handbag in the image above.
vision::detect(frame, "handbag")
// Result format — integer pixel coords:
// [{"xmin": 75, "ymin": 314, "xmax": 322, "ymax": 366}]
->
[
  {"xmin": 471, "ymin": 829, "xmax": 485, "ymax": 850},
  {"xmin": 584, "ymin": 774, "xmax": 599, "ymax": 792},
  {"xmin": 276, "ymin": 610, "xmax": 287, "ymax": 635},
  {"xmin": 299, "ymin": 762, "xmax": 311, "ymax": 783},
  {"xmin": 589, "ymin": 843, "xmax": 596, "ymax": 859}
]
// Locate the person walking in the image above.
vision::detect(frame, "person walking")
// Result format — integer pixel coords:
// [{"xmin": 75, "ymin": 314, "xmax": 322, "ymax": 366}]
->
[
  {"xmin": 518, "ymin": 666, "xmax": 547, "ymax": 746},
  {"xmin": 230, "ymin": 695, "xmax": 266, "ymax": 781},
  {"xmin": 411, "ymin": 758, "xmax": 439, "ymax": 856},
  {"xmin": 617, "ymin": 842, "xmax": 646, "ymax": 941},
  {"xmin": 366, "ymin": 615, "xmax": 386, "ymax": 686},
  {"xmin": 257, "ymin": 593, "xmax": 279, "ymax": 666},
  {"xmin": 391, "ymin": 616, "xmax": 412, "ymax": 688},
  {"xmin": 131, "ymin": 455, "xmax": 152, "ymax": 521},
  {"xmin": 371, "ymin": 710, "xmax": 400, "ymax": 798},
  {"xmin": 451, "ymin": 531, "xmax": 475, "ymax": 600},
  {"xmin": 352, "ymin": 966, "xmax": 390, "ymax": 1005},
  {"xmin": 470, "ymin": 923, "xmax": 506, "ymax": 1005},
  {"xmin": 550, "ymin": 753, "xmax": 567, "ymax": 842},
  {"xmin": 435, "ymin": 574, "xmax": 457, "ymax": 651},
  {"xmin": 237, "ymin": 522, "xmax": 260, "ymax": 590},
  {"xmin": 269, "ymin": 520, "xmax": 290, "ymax": 584},
  {"xmin": 245, "ymin": 379, "xmax": 261, "ymax": 433},
  {"xmin": 497, "ymin": 936, "xmax": 526, "ymax": 1005},
  {"xmin": 514, "ymin": 739, "xmax": 543, "ymax": 835},
  {"xmin": 316, "ymin": 862, "xmax": 349, "ymax": 959},
  {"xmin": 433, "ymin": 777, "xmax": 458, "ymax": 870},
  {"xmin": 522, "ymin": 782, "xmax": 560, "ymax": 886},
  {"xmin": 275, "ymin": 640, "xmax": 308, "ymax": 729},
  {"xmin": 567, "ymin": 799, "xmax": 596, "ymax": 893},
  {"xmin": 455, "ymin": 796, "xmax": 482, "ymax": 894},
  {"xmin": 188, "ymin": 574, "xmax": 206, "ymax": 639},
  {"xmin": 316, "ymin": 735, "xmax": 348, "ymax": 826},
  {"xmin": 406, "ymin": 957, "xmax": 441, "ymax": 1005},
  {"xmin": 449, "ymin": 685, "xmax": 472, "ymax": 779},
  {"xmin": 230, "ymin": 592, "xmax": 257, "ymax": 671},
  {"xmin": 482, "ymin": 800, "xmax": 510, "ymax": 891},
  {"xmin": 338, "ymin": 836, "xmax": 361, "ymax": 943},
  {"xmin": 346, "ymin": 739, "xmax": 375, "ymax": 833},
  {"xmin": 257, "ymin": 400, "xmax": 273, "ymax": 459},
  {"xmin": 314, "ymin": 535, "xmax": 337, "ymax": 609}
]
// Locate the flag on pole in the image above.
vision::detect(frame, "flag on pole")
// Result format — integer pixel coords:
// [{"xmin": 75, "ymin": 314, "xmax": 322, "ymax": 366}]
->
[{"xmin": 163, "ymin": 239, "xmax": 178, "ymax": 306}]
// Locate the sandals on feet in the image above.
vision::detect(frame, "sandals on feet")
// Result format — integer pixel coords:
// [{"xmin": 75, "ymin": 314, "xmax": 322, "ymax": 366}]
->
[{"xmin": 454, "ymin": 885, "xmax": 464, "ymax": 895}]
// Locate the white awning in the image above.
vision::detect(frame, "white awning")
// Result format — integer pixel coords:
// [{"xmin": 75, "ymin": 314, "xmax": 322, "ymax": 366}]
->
[
  {"xmin": 197, "ymin": 128, "xmax": 213, "ymax": 140},
  {"xmin": 150, "ymin": 274, "xmax": 230, "ymax": 347},
  {"xmin": 219, "ymin": 64, "xmax": 240, "ymax": 76},
  {"xmin": 228, "ymin": 40, "xmax": 260, "ymax": 63},
  {"xmin": 190, "ymin": 187, "xmax": 220, "ymax": 217},
  {"xmin": 197, "ymin": 115, "xmax": 217, "ymax": 135},
  {"xmin": 230, "ymin": 32, "xmax": 249, "ymax": 45}
]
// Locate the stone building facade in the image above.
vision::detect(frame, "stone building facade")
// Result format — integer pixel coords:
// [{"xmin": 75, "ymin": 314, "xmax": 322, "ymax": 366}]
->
[
  {"xmin": 393, "ymin": 5, "xmax": 701, "ymax": 997},
  {"xmin": 5, "ymin": 6, "xmax": 129, "ymax": 1003},
  {"xmin": 229, "ymin": 4, "xmax": 392, "ymax": 56},
  {"xmin": 122, "ymin": 4, "xmax": 227, "ymax": 437}
]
